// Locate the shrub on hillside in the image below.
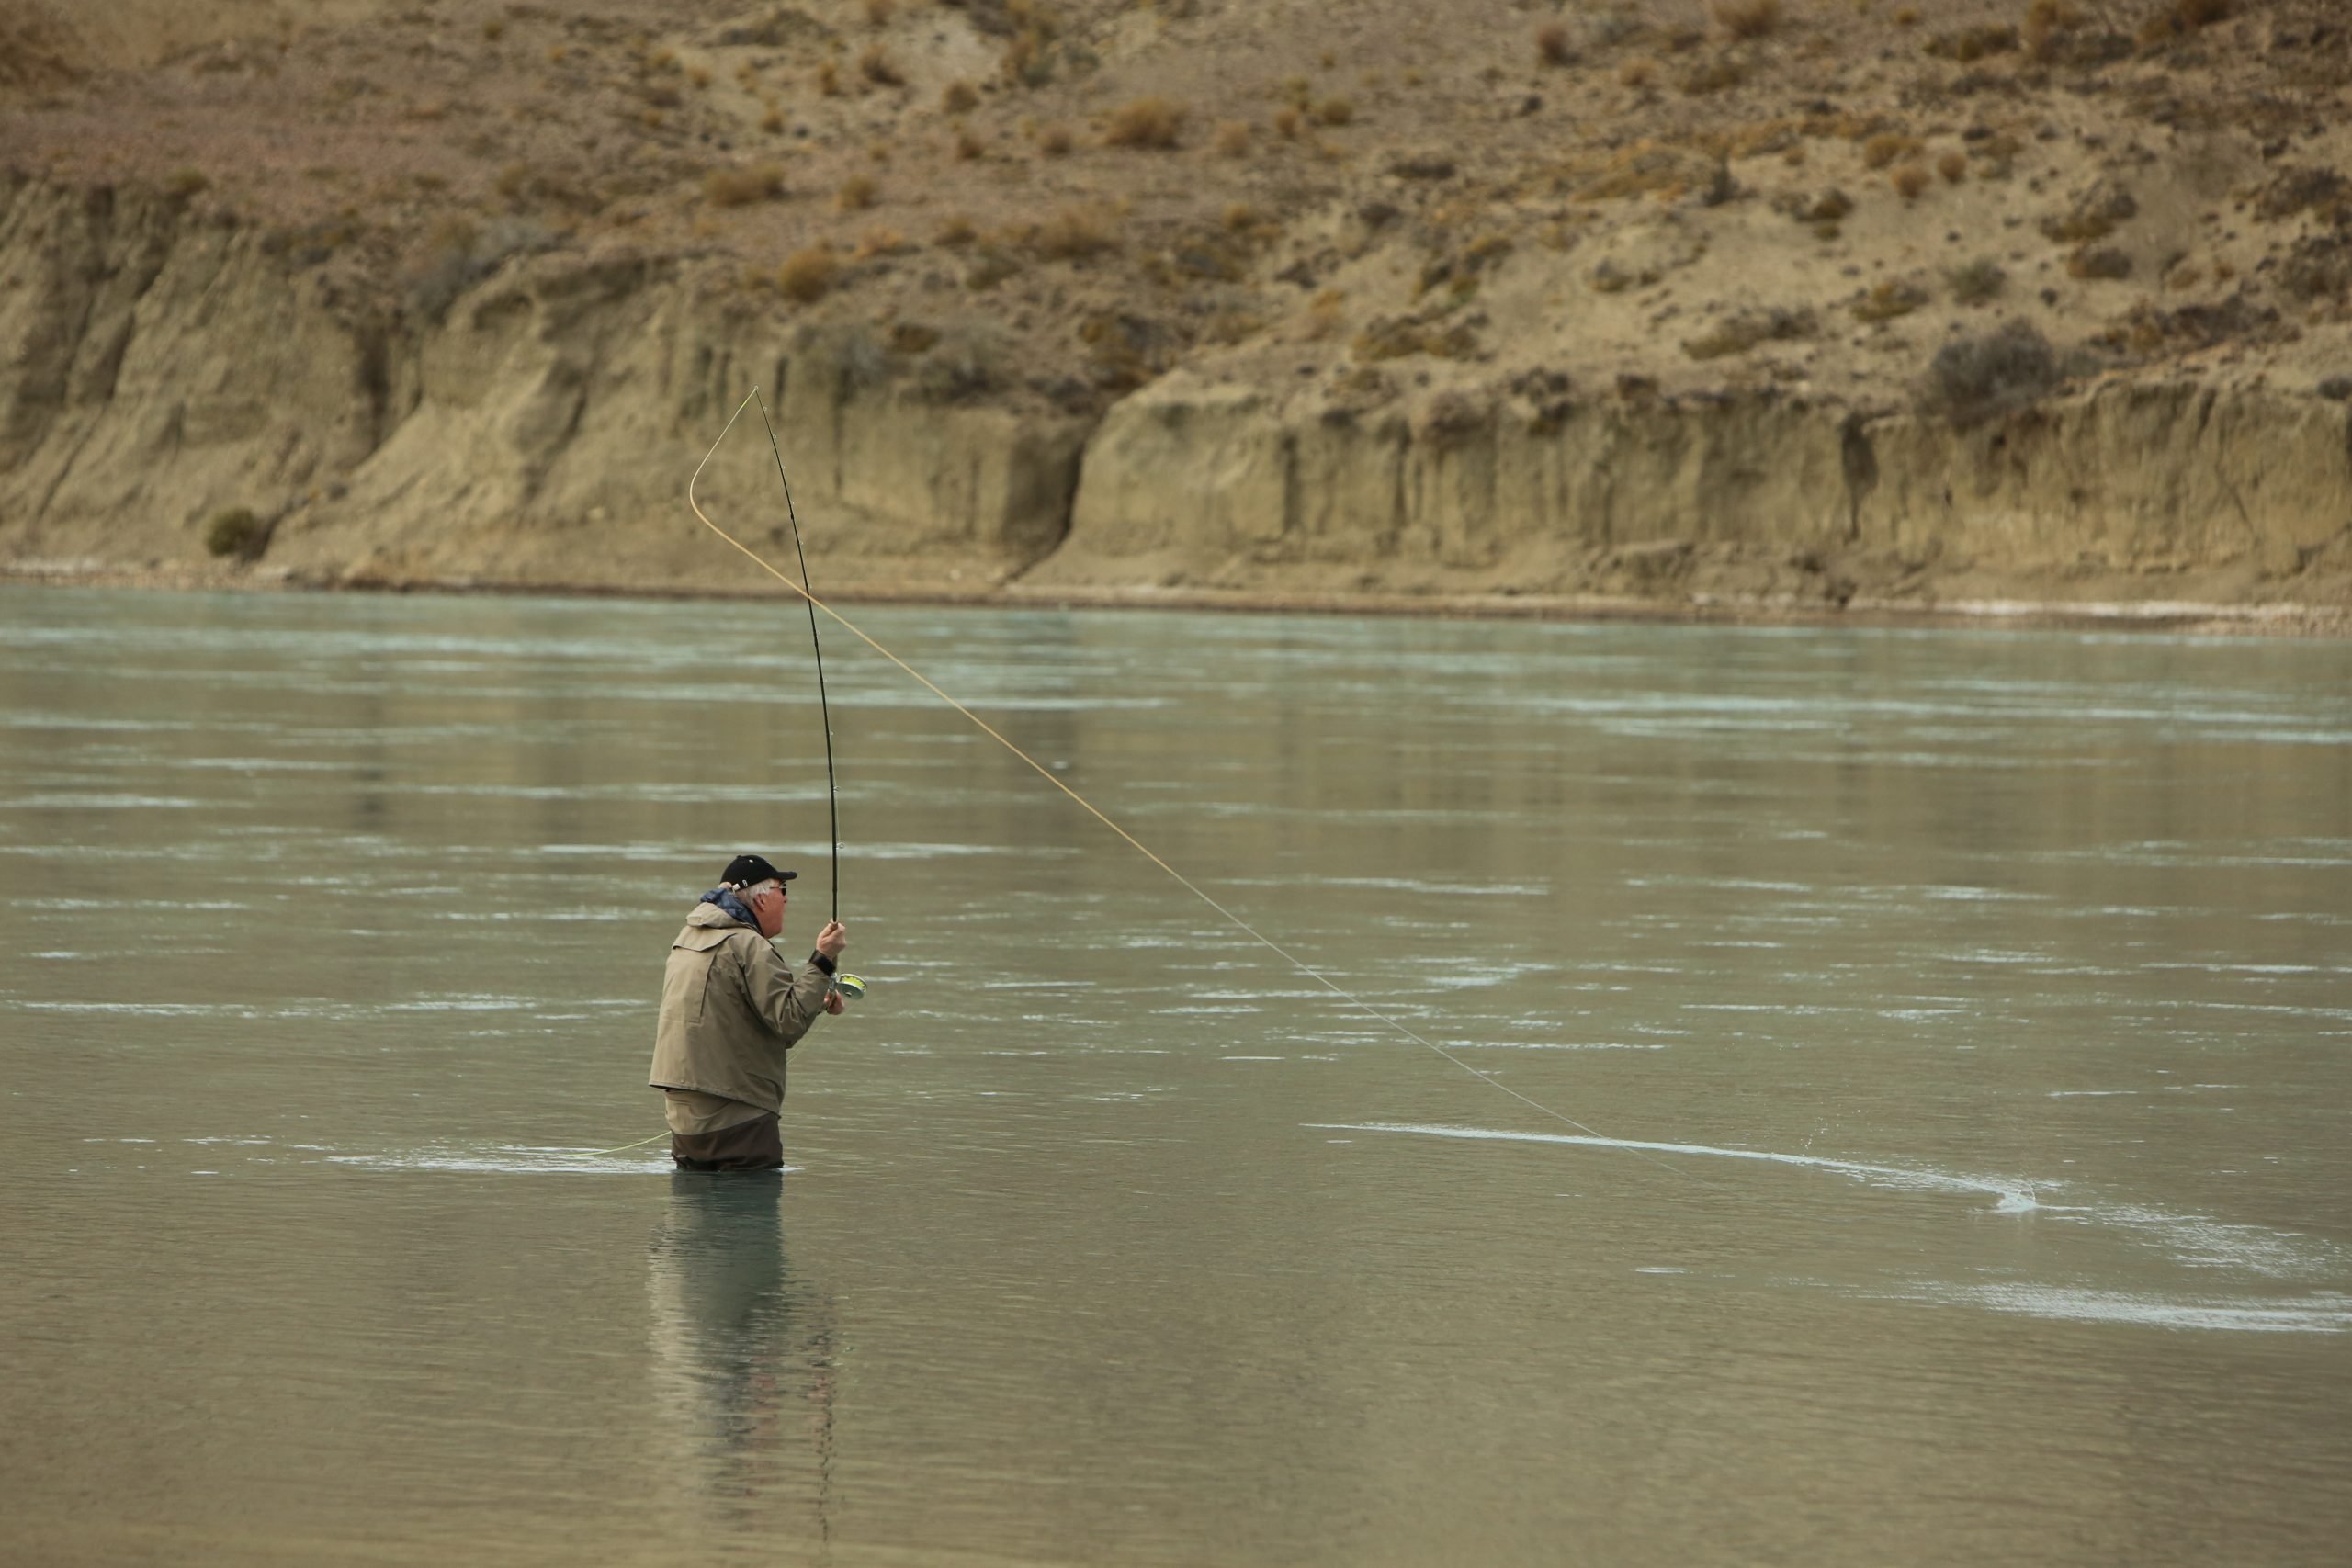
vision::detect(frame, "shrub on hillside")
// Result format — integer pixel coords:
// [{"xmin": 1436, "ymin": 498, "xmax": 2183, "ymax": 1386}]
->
[
  {"xmin": 1711, "ymin": 0, "xmax": 1781, "ymax": 39},
  {"xmin": 204, "ymin": 508, "xmax": 268, "ymax": 561},
  {"xmin": 705, "ymin": 163, "xmax": 786, "ymax": 207},
  {"xmin": 777, "ymin": 245, "xmax": 838, "ymax": 302},
  {"xmin": 1105, "ymin": 96, "xmax": 1186, "ymax": 149},
  {"xmin": 1920, "ymin": 321, "xmax": 2061, "ymax": 427}
]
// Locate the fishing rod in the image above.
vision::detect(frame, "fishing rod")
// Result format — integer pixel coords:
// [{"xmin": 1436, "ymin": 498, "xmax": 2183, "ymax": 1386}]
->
[
  {"xmin": 753, "ymin": 389, "xmax": 841, "ymax": 928},
  {"xmin": 686, "ymin": 388, "xmax": 1719, "ymax": 1194}
]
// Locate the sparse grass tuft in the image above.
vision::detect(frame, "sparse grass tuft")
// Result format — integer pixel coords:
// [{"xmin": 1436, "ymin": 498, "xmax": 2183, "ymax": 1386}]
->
[
  {"xmin": 1272, "ymin": 106, "xmax": 1303, "ymax": 138},
  {"xmin": 1619, "ymin": 58, "xmax": 1658, "ymax": 88},
  {"xmin": 1948, "ymin": 257, "xmax": 2007, "ymax": 303},
  {"xmin": 1214, "ymin": 120, "xmax": 1252, "ymax": 157},
  {"xmin": 1036, "ymin": 122, "xmax": 1073, "ymax": 155},
  {"xmin": 777, "ymin": 245, "xmax": 838, "ymax": 302},
  {"xmin": 1891, "ymin": 164, "xmax": 1931, "ymax": 200},
  {"xmin": 1223, "ymin": 202, "xmax": 1258, "ymax": 231},
  {"xmin": 854, "ymin": 225, "xmax": 910, "ymax": 260},
  {"xmin": 1937, "ymin": 150, "xmax": 1968, "ymax": 184},
  {"xmin": 817, "ymin": 60, "xmax": 841, "ymax": 96},
  {"xmin": 761, "ymin": 100, "xmax": 786, "ymax": 134},
  {"xmin": 859, "ymin": 44, "xmax": 903, "ymax": 87},
  {"xmin": 954, "ymin": 125, "xmax": 986, "ymax": 161},
  {"xmin": 1105, "ymin": 96, "xmax": 1187, "ymax": 150},
  {"xmin": 1536, "ymin": 23, "xmax": 1573, "ymax": 66},
  {"xmin": 705, "ymin": 163, "xmax": 786, "ymax": 207},
  {"xmin": 935, "ymin": 213, "xmax": 978, "ymax": 247},
  {"xmin": 942, "ymin": 80, "xmax": 980, "ymax": 115},
  {"xmin": 1030, "ymin": 205, "xmax": 1119, "ymax": 261},
  {"xmin": 1316, "ymin": 96, "xmax": 1354, "ymax": 126},
  {"xmin": 837, "ymin": 172, "xmax": 878, "ymax": 210}
]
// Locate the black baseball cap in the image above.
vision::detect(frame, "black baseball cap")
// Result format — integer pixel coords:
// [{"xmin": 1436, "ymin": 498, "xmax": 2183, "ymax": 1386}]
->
[{"xmin": 720, "ymin": 853, "xmax": 797, "ymax": 887}]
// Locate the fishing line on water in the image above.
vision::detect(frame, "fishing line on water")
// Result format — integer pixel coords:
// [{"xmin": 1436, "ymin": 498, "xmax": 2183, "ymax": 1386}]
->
[{"xmin": 686, "ymin": 387, "xmax": 1724, "ymax": 1195}]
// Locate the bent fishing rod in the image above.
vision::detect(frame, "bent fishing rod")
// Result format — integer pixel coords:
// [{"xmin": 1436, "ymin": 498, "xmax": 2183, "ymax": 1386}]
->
[{"xmin": 689, "ymin": 388, "xmax": 1719, "ymax": 1193}]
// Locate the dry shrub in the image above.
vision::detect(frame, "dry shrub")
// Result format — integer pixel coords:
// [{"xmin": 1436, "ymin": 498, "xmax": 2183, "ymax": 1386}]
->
[
  {"xmin": 705, "ymin": 163, "xmax": 786, "ymax": 207},
  {"xmin": 1306, "ymin": 288, "xmax": 1347, "ymax": 338},
  {"xmin": 2066, "ymin": 245, "xmax": 2132, "ymax": 280},
  {"xmin": 816, "ymin": 60, "xmax": 841, "ymax": 96},
  {"xmin": 1921, "ymin": 320, "xmax": 2058, "ymax": 425},
  {"xmin": 1272, "ymin": 107, "xmax": 1303, "ymax": 138},
  {"xmin": 1680, "ymin": 56, "xmax": 1745, "ymax": 95},
  {"xmin": 1711, "ymin": 0, "xmax": 1781, "ymax": 39},
  {"xmin": 1892, "ymin": 6, "xmax": 1920, "ymax": 25},
  {"xmin": 1030, "ymin": 205, "xmax": 1118, "ymax": 261},
  {"xmin": 1852, "ymin": 279, "xmax": 1928, "ymax": 321},
  {"xmin": 204, "ymin": 507, "xmax": 267, "ymax": 560},
  {"xmin": 688, "ymin": 65, "xmax": 712, "ymax": 89},
  {"xmin": 854, "ymin": 226, "xmax": 910, "ymax": 260},
  {"xmin": 2040, "ymin": 183, "xmax": 2136, "ymax": 243},
  {"xmin": 1862, "ymin": 132, "xmax": 1922, "ymax": 169},
  {"xmin": 1891, "ymin": 164, "xmax": 1931, "ymax": 200},
  {"xmin": 954, "ymin": 125, "xmax": 986, "ymax": 161},
  {"xmin": 482, "ymin": 19, "xmax": 504, "ymax": 41},
  {"xmin": 1619, "ymin": 57, "xmax": 1658, "ymax": 88},
  {"xmin": 1937, "ymin": 150, "xmax": 1968, "ymax": 184},
  {"xmin": 777, "ymin": 245, "xmax": 838, "ymax": 302},
  {"xmin": 1105, "ymin": 96, "xmax": 1186, "ymax": 149},
  {"xmin": 1536, "ymin": 23, "xmax": 1573, "ymax": 66},
  {"xmin": 1222, "ymin": 202, "xmax": 1258, "ymax": 231},
  {"xmin": 2022, "ymin": 0, "xmax": 2084, "ymax": 60},
  {"xmin": 2138, "ymin": 0, "xmax": 2229, "ymax": 46},
  {"xmin": 1214, "ymin": 120, "xmax": 1251, "ymax": 157},
  {"xmin": 942, "ymin": 80, "xmax": 980, "ymax": 115},
  {"xmin": 1925, "ymin": 24, "xmax": 2018, "ymax": 62},
  {"xmin": 859, "ymin": 44, "xmax": 903, "ymax": 86},
  {"xmin": 864, "ymin": 0, "xmax": 893, "ymax": 24},
  {"xmin": 1948, "ymin": 257, "xmax": 2006, "ymax": 303},
  {"xmin": 1316, "ymin": 96, "xmax": 1354, "ymax": 126},
  {"xmin": 1036, "ymin": 122, "xmax": 1072, "ymax": 155},
  {"xmin": 837, "ymin": 172, "xmax": 878, "ymax": 210},
  {"xmin": 934, "ymin": 213, "xmax": 978, "ymax": 247},
  {"xmin": 1683, "ymin": 307, "xmax": 1815, "ymax": 360},
  {"xmin": 760, "ymin": 100, "xmax": 786, "ymax": 134}
]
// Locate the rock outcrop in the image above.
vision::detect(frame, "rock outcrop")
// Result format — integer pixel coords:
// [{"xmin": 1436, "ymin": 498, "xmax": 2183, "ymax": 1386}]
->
[{"xmin": 0, "ymin": 175, "xmax": 1089, "ymax": 596}]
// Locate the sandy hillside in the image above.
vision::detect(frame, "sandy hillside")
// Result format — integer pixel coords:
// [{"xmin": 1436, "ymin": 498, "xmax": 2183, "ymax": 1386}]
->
[{"xmin": 2, "ymin": 0, "xmax": 2348, "ymax": 624}]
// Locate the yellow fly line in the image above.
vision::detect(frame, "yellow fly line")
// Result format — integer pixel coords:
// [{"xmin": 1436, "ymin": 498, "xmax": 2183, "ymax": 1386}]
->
[{"xmin": 682, "ymin": 387, "xmax": 1717, "ymax": 1190}]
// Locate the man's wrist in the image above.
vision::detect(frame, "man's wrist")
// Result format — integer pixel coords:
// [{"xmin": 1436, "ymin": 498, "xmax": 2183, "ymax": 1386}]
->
[{"xmin": 809, "ymin": 949, "xmax": 837, "ymax": 976}]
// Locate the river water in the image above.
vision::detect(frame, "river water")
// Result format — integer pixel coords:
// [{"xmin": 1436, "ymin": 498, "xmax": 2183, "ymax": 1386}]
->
[{"xmin": 1, "ymin": 583, "xmax": 2347, "ymax": 1565}]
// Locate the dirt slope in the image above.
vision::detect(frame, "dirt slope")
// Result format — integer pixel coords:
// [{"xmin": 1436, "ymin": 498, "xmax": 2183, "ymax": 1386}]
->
[{"xmin": 2, "ymin": 0, "xmax": 2348, "ymax": 624}]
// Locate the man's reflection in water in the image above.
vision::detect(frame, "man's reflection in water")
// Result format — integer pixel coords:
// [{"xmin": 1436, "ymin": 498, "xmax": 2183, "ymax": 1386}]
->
[{"xmin": 646, "ymin": 1172, "xmax": 838, "ymax": 1551}]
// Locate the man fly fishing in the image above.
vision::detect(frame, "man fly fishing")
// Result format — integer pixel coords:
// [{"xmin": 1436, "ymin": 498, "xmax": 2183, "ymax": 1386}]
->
[{"xmin": 649, "ymin": 853, "xmax": 850, "ymax": 1171}]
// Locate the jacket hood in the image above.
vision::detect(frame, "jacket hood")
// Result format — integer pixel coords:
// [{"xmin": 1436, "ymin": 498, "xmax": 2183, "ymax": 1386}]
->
[{"xmin": 686, "ymin": 902, "xmax": 754, "ymax": 931}]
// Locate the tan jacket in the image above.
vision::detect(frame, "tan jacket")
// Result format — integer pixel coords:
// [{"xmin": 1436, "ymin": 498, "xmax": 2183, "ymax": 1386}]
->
[{"xmin": 647, "ymin": 902, "xmax": 833, "ymax": 1115}]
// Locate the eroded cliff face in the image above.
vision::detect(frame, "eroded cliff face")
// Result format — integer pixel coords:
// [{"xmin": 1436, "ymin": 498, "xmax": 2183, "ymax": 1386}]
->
[
  {"xmin": 1035, "ymin": 369, "xmax": 2352, "ymax": 611},
  {"xmin": 3, "ymin": 173, "xmax": 2348, "ymax": 617},
  {"xmin": 0, "ymin": 176, "xmax": 1088, "ymax": 597}
]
